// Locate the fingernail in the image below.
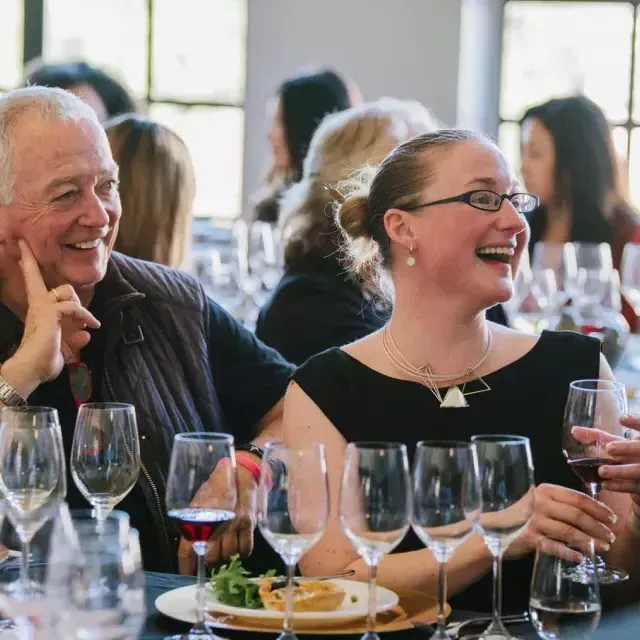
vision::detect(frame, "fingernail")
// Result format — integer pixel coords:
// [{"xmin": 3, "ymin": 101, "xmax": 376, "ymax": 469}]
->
[
  {"xmin": 608, "ymin": 531, "xmax": 616, "ymax": 543},
  {"xmin": 601, "ymin": 543, "xmax": 610, "ymax": 552},
  {"xmin": 610, "ymin": 513, "xmax": 618, "ymax": 524}
]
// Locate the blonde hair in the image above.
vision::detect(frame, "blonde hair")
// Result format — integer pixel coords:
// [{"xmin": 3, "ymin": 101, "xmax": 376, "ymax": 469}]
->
[
  {"xmin": 279, "ymin": 98, "xmax": 439, "ymax": 267},
  {"xmin": 105, "ymin": 114, "xmax": 196, "ymax": 268},
  {"xmin": 334, "ymin": 129, "xmax": 498, "ymax": 299},
  {"xmin": 0, "ymin": 86, "xmax": 99, "ymax": 205}
]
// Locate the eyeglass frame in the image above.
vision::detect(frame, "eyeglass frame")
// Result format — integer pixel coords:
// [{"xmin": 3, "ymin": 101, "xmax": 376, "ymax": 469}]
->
[{"xmin": 402, "ymin": 189, "xmax": 540, "ymax": 214}]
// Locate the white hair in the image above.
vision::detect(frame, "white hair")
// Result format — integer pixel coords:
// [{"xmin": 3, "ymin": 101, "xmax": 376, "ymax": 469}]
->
[{"xmin": 0, "ymin": 86, "xmax": 100, "ymax": 205}]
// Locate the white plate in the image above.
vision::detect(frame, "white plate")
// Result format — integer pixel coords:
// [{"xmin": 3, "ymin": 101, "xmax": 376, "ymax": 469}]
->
[{"xmin": 156, "ymin": 579, "xmax": 399, "ymax": 629}]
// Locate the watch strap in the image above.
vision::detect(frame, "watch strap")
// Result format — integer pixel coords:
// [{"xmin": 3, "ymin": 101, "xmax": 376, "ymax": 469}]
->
[{"xmin": 0, "ymin": 373, "xmax": 27, "ymax": 407}]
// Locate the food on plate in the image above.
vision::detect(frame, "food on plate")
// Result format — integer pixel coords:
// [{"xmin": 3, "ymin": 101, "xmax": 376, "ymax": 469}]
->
[
  {"xmin": 258, "ymin": 577, "xmax": 346, "ymax": 612},
  {"xmin": 209, "ymin": 555, "xmax": 276, "ymax": 609}
]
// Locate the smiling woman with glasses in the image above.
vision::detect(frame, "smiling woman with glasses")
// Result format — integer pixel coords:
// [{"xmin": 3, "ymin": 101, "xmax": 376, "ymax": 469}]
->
[{"xmin": 279, "ymin": 128, "xmax": 640, "ymax": 621}]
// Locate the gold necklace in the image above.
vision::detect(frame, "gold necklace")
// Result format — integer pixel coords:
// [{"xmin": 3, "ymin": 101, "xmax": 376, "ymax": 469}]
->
[{"xmin": 382, "ymin": 325, "xmax": 492, "ymax": 408}]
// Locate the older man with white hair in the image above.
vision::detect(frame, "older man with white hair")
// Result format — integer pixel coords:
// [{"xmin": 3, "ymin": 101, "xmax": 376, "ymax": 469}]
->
[{"xmin": 0, "ymin": 87, "xmax": 294, "ymax": 574}]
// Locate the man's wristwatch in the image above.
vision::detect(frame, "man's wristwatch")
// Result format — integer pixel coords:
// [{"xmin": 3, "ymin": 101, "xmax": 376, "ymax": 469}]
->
[{"xmin": 0, "ymin": 373, "xmax": 27, "ymax": 407}]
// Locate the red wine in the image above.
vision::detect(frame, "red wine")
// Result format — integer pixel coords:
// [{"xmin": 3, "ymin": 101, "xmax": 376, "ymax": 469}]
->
[
  {"xmin": 568, "ymin": 457, "xmax": 623, "ymax": 488},
  {"xmin": 168, "ymin": 508, "xmax": 235, "ymax": 543}
]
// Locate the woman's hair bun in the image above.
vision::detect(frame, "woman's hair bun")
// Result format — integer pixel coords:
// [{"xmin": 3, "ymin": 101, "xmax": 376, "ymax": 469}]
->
[{"xmin": 336, "ymin": 192, "xmax": 370, "ymax": 240}]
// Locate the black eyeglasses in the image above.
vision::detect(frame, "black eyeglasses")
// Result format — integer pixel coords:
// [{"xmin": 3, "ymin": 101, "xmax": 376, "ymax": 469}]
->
[{"xmin": 404, "ymin": 190, "xmax": 540, "ymax": 214}]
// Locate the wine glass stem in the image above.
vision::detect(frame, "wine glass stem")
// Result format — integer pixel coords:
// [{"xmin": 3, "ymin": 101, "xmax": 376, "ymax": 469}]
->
[
  {"xmin": 436, "ymin": 561, "xmax": 447, "ymax": 634},
  {"xmin": 19, "ymin": 540, "xmax": 30, "ymax": 587},
  {"xmin": 366, "ymin": 563, "xmax": 378, "ymax": 633},
  {"xmin": 193, "ymin": 541, "xmax": 208, "ymax": 631},
  {"xmin": 491, "ymin": 552, "xmax": 503, "ymax": 625},
  {"xmin": 283, "ymin": 562, "xmax": 296, "ymax": 633}
]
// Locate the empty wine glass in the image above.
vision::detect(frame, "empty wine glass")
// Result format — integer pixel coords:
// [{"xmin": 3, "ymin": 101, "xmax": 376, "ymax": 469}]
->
[
  {"xmin": 472, "ymin": 435, "xmax": 535, "ymax": 640},
  {"xmin": 0, "ymin": 406, "xmax": 65, "ymax": 599},
  {"xmin": 71, "ymin": 403, "xmax": 140, "ymax": 522},
  {"xmin": 257, "ymin": 443, "xmax": 329, "ymax": 640},
  {"xmin": 562, "ymin": 379, "xmax": 628, "ymax": 584},
  {"xmin": 531, "ymin": 242, "xmax": 575, "ymax": 306},
  {"xmin": 530, "ymin": 541, "xmax": 601, "ymax": 639},
  {"xmin": 46, "ymin": 508, "xmax": 145, "ymax": 639},
  {"xmin": 572, "ymin": 243, "xmax": 613, "ymax": 274},
  {"xmin": 411, "ymin": 441, "xmax": 481, "ymax": 639},
  {"xmin": 165, "ymin": 433, "xmax": 237, "ymax": 640},
  {"xmin": 339, "ymin": 442, "xmax": 411, "ymax": 640}
]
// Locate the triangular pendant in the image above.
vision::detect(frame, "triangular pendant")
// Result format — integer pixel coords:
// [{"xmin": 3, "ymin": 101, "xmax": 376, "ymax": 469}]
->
[{"xmin": 440, "ymin": 386, "xmax": 469, "ymax": 408}]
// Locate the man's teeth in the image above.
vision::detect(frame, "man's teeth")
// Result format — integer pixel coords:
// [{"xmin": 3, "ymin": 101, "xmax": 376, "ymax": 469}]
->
[
  {"xmin": 476, "ymin": 247, "xmax": 515, "ymax": 256},
  {"xmin": 72, "ymin": 239, "xmax": 101, "ymax": 249}
]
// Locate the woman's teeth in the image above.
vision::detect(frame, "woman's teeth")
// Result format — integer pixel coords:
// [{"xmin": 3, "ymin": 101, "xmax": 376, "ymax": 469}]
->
[{"xmin": 476, "ymin": 247, "xmax": 515, "ymax": 263}]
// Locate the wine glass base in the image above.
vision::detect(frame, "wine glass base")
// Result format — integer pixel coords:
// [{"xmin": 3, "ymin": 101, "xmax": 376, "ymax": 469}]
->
[
  {"xmin": 462, "ymin": 621, "xmax": 523, "ymax": 640},
  {"xmin": 594, "ymin": 566, "xmax": 629, "ymax": 585},
  {"xmin": 164, "ymin": 633, "xmax": 227, "ymax": 640},
  {"xmin": 564, "ymin": 560, "xmax": 629, "ymax": 585},
  {"xmin": 4, "ymin": 578, "xmax": 44, "ymax": 601}
]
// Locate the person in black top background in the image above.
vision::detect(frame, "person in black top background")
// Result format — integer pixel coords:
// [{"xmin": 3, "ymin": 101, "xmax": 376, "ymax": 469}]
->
[
  {"xmin": 281, "ymin": 129, "xmax": 640, "ymax": 613},
  {"xmin": 252, "ymin": 68, "xmax": 357, "ymax": 224}
]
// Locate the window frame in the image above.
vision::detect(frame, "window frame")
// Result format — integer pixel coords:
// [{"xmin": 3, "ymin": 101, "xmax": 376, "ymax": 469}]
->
[
  {"xmin": 1, "ymin": 0, "xmax": 247, "ymax": 219},
  {"xmin": 499, "ymin": 0, "xmax": 640, "ymax": 166}
]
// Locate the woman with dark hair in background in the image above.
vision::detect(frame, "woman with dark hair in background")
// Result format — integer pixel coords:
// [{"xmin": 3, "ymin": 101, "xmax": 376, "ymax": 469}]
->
[
  {"xmin": 520, "ymin": 95, "xmax": 640, "ymax": 270},
  {"xmin": 253, "ymin": 68, "xmax": 358, "ymax": 223},
  {"xmin": 24, "ymin": 60, "xmax": 138, "ymax": 122}
]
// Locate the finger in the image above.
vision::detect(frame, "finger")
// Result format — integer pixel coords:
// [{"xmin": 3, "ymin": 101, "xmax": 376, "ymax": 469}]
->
[
  {"xmin": 18, "ymin": 240, "xmax": 47, "ymax": 302},
  {"xmin": 206, "ymin": 536, "xmax": 222, "ymax": 565},
  {"xmin": 599, "ymin": 463, "xmax": 640, "ymax": 480},
  {"xmin": 63, "ymin": 331, "xmax": 92, "ymax": 356},
  {"xmin": 238, "ymin": 527, "xmax": 254, "ymax": 557},
  {"xmin": 606, "ymin": 440, "xmax": 640, "ymax": 460},
  {"xmin": 53, "ymin": 302, "xmax": 101, "ymax": 329},
  {"xmin": 601, "ymin": 480, "xmax": 640, "ymax": 494},
  {"xmin": 177, "ymin": 538, "xmax": 195, "ymax": 575},
  {"xmin": 539, "ymin": 500, "xmax": 615, "ymax": 543},
  {"xmin": 541, "ymin": 484, "xmax": 617, "ymax": 523},
  {"xmin": 221, "ymin": 532, "xmax": 239, "ymax": 561},
  {"xmin": 535, "ymin": 516, "xmax": 612, "ymax": 554},
  {"xmin": 571, "ymin": 426, "xmax": 622, "ymax": 446},
  {"xmin": 538, "ymin": 537, "xmax": 584, "ymax": 563},
  {"xmin": 50, "ymin": 284, "xmax": 81, "ymax": 305},
  {"xmin": 620, "ymin": 415, "xmax": 640, "ymax": 428}
]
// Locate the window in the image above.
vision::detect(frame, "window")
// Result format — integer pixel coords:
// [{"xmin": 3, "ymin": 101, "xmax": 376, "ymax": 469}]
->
[
  {"xmin": 499, "ymin": 1, "xmax": 640, "ymax": 204},
  {"xmin": 2, "ymin": 0, "xmax": 247, "ymax": 219}
]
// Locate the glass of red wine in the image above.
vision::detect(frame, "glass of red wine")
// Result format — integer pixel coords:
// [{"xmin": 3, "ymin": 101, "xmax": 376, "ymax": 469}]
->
[
  {"xmin": 165, "ymin": 433, "xmax": 238, "ymax": 640},
  {"xmin": 563, "ymin": 379, "xmax": 628, "ymax": 584}
]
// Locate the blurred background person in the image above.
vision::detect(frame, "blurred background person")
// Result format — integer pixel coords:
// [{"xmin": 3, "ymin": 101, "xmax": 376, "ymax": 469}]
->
[
  {"xmin": 252, "ymin": 68, "xmax": 358, "ymax": 224},
  {"xmin": 520, "ymin": 95, "xmax": 640, "ymax": 270},
  {"xmin": 105, "ymin": 114, "xmax": 196, "ymax": 268},
  {"xmin": 24, "ymin": 59, "xmax": 138, "ymax": 122}
]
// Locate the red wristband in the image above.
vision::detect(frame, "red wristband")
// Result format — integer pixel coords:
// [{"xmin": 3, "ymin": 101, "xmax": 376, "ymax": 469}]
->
[{"xmin": 222, "ymin": 453, "xmax": 271, "ymax": 487}]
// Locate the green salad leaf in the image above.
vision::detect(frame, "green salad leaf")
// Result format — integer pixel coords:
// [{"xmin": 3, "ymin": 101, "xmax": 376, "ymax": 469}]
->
[{"xmin": 208, "ymin": 555, "xmax": 276, "ymax": 609}]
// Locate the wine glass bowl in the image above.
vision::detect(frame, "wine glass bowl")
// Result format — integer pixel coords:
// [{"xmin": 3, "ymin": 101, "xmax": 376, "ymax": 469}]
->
[
  {"xmin": 339, "ymin": 442, "xmax": 411, "ymax": 640},
  {"xmin": 562, "ymin": 379, "xmax": 628, "ymax": 584},
  {"xmin": 71, "ymin": 403, "xmax": 140, "ymax": 522},
  {"xmin": 0, "ymin": 406, "xmax": 65, "ymax": 599},
  {"xmin": 164, "ymin": 432, "xmax": 237, "ymax": 640},
  {"xmin": 257, "ymin": 443, "xmax": 329, "ymax": 640}
]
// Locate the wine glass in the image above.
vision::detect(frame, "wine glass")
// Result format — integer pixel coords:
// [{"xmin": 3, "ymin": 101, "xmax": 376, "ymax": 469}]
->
[
  {"xmin": 257, "ymin": 443, "xmax": 329, "ymax": 640},
  {"xmin": 0, "ymin": 406, "xmax": 65, "ymax": 599},
  {"xmin": 71, "ymin": 403, "xmax": 141, "ymax": 522},
  {"xmin": 531, "ymin": 242, "xmax": 575, "ymax": 306},
  {"xmin": 339, "ymin": 442, "xmax": 411, "ymax": 640},
  {"xmin": 472, "ymin": 435, "xmax": 535, "ymax": 640},
  {"xmin": 46, "ymin": 509, "xmax": 145, "ymax": 639},
  {"xmin": 411, "ymin": 441, "xmax": 481, "ymax": 639},
  {"xmin": 529, "ymin": 541, "xmax": 601, "ymax": 639},
  {"xmin": 620, "ymin": 244, "xmax": 640, "ymax": 368},
  {"xmin": 165, "ymin": 433, "xmax": 237, "ymax": 640},
  {"xmin": 562, "ymin": 379, "xmax": 628, "ymax": 584},
  {"xmin": 572, "ymin": 243, "xmax": 613, "ymax": 274}
]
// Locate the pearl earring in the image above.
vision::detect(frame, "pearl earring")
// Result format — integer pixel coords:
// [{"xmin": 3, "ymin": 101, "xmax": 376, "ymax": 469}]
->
[{"xmin": 406, "ymin": 245, "xmax": 416, "ymax": 267}]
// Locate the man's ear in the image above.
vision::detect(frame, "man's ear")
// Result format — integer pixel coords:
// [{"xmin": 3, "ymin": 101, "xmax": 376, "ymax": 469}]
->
[{"xmin": 383, "ymin": 208, "xmax": 416, "ymax": 252}]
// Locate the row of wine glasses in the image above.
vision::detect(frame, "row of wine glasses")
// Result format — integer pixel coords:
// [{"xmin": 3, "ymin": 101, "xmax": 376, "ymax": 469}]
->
[{"xmin": 0, "ymin": 402, "xmax": 141, "ymax": 600}]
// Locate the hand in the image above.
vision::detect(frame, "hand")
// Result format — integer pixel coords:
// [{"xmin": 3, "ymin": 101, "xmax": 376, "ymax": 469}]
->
[
  {"xmin": 572, "ymin": 420, "xmax": 640, "ymax": 520},
  {"xmin": 506, "ymin": 483, "xmax": 616, "ymax": 562},
  {"xmin": 178, "ymin": 464, "xmax": 258, "ymax": 575},
  {"xmin": 2, "ymin": 241, "xmax": 100, "ymax": 397}
]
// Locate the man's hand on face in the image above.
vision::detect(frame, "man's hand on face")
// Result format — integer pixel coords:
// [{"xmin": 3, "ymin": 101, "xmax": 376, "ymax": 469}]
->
[
  {"xmin": 178, "ymin": 464, "xmax": 258, "ymax": 575},
  {"xmin": 0, "ymin": 240, "xmax": 101, "ymax": 398}
]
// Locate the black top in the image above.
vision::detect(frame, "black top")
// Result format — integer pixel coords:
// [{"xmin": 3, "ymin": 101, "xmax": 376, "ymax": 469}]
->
[
  {"xmin": 293, "ymin": 330, "xmax": 601, "ymax": 614},
  {"xmin": 256, "ymin": 255, "xmax": 510, "ymax": 365},
  {"xmin": 17, "ymin": 283, "xmax": 294, "ymax": 571}
]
